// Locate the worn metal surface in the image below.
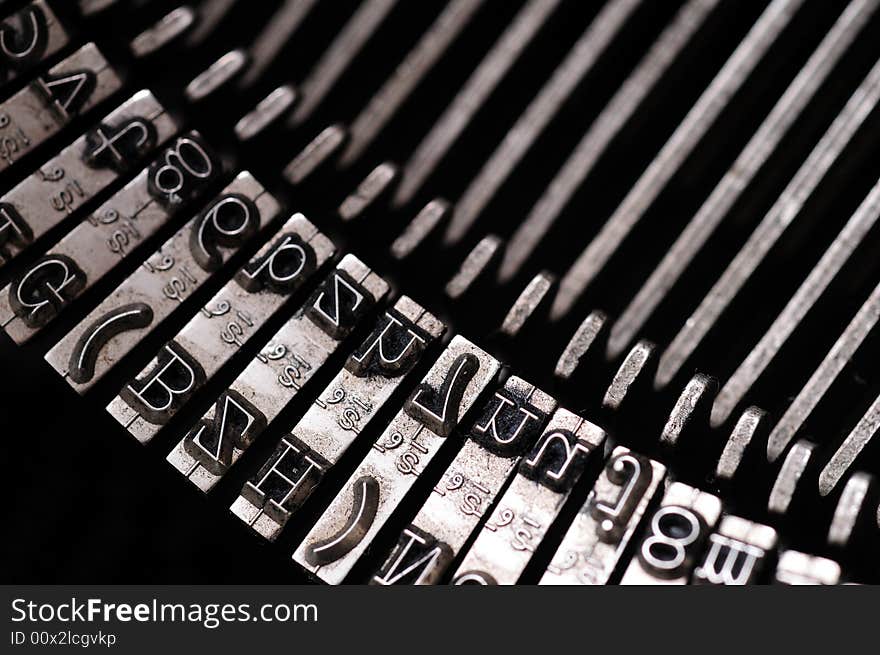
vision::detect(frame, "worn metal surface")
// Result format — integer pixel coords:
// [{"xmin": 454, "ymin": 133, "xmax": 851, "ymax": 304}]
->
[
  {"xmin": 45, "ymin": 172, "xmax": 280, "ymax": 391},
  {"xmin": 0, "ymin": 90, "xmax": 176, "ymax": 267},
  {"xmin": 0, "ymin": 131, "xmax": 220, "ymax": 343},
  {"xmin": 106, "ymin": 213, "xmax": 334, "ymax": 443},
  {"xmin": 541, "ymin": 446, "xmax": 666, "ymax": 585},
  {"xmin": 452, "ymin": 407, "xmax": 605, "ymax": 584},
  {"xmin": 295, "ymin": 336, "xmax": 501, "ymax": 584}
]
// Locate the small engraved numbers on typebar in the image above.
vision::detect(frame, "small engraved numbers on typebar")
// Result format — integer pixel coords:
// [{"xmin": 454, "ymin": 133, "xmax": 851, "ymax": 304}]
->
[
  {"xmin": 45, "ymin": 172, "xmax": 280, "ymax": 391},
  {"xmin": 0, "ymin": 131, "xmax": 220, "ymax": 343},
  {"xmin": 0, "ymin": 91, "xmax": 176, "ymax": 268},
  {"xmin": 107, "ymin": 213, "xmax": 334, "ymax": 443},
  {"xmin": 540, "ymin": 446, "xmax": 666, "ymax": 585},
  {"xmin": 228, "ymin": 257, "xmax": 397, "ymax": 540},
  {"xmin": 294, "ymin": 336, "xmax": 501, "ymax": 584},
  {"xmin": 452, "ymin": 408, "xmax": 606, "ymax": 584},
  {"xmin": 371, "ymin": 376, "xmax": 556, "ymax": 585}
]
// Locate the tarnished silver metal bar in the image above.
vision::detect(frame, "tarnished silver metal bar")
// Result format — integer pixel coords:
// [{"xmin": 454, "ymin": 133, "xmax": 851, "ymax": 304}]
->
[
  {"xmin": 390, "ymin": 198, "xmax": 449, "ymax": 259},
  {"xmin": 230, "ymin": 293, "xmax": 447, "ymax": 541},
  {"xmin": 554, "ymin": 309, "xmax": 607, "ymax": 380},
  {"xmin": 444, "ymin": 234, "xmax": 501, "ymax": 299},
  {"xmin": 45, "ymin": 172, "xmax": 280, "ymax": 392},
  {"xmin": 287, "ymin": 0, "xmax": 400, "ymax": 126},
  {"xmin": 0, "ymin": 42, "xmax": 122, "ymax": 174},
  {"xmin": 827, "ymin": 472, "xmax": 873, "ymax": 548},
  {"xmin": 185, "ymin": 0, "xmax": 238, "ymax": 46},
  {"xmin": 444, "ymin": 0, "xmax": 643, "ymax": 245},
  {"xmin": 660, "ymin": 373, "xmax": 716, "ymax": 446},
  {"xmin": 370, "ymin": 376, "xmax": 556, "ymax": 585},
  {"xmin": 78, "ymin": 0, "xmax": 118, "ymax": 16},
  {"xmin": 0, "ymin": 131, "xmax": 220, "ymax": 344},
  {"xmin": 769, "ymin": 439, "xmax": 815, "ymax": 513},
  {"xmin": 1, "ymin": 0, "xmax": 69, "ymax": 90},
  {"xmin": 692, "ymin": 515, "xmax": 777, "ymax": 585},
  {"xmin": 775, "ymin": 550, "xmax": 840, "ymax": 584},
  {"xmin": 619, "ymin": 481, "xmax": 722, "ymax": 584},
  {"xmin": 293, "ymin": 335, "xmax": 500, "ymax": 584},
  {"xmin": 451, "ymin": 407, "xmax": 606, "ymax": 585},
  {"xmin": 713, "ymin": 166, "xmax": 880, "ymax": 427},
  {"xmin": 235, "ymin": 85, "xmax": 297, "ymax": 142},
  {"xmin": 239, "ymin": 0, "xmax": 319, "ymax": 89},
  {"xmin": 0, "ymin": 90, "xmax": 176, "ymax": 268},
  {"xmin": 602, "ymin": 339, "xmax": 655, "ymax": 411},
  {"xmin": 552, "ymin": 0, "xmax": 806, "ymax": 320},
  {"xmin": 130, "ymin": 6, "xmax": 195, "ymax": 58},
  {"xmin": 767, "ymin": 280, "xmax": 880, "ymax": 461},
  {"xmin": 338, "ymin": 162, "xmax": 398, "ymax": 221},
  {"xmin": 821, "ymin": 395, "xmax": 880, "ymax": 496},
  {"xmin": 283, "ymin": 124, "xmax": 347, "ymax": 185},
  {"xmin": 339, "ymin": 0, "xmax": 486, "ymax": 167},
  {"xmin": 185, "ymin": 50, "xmax": 247, "ymax": 102},
  {"xmin": 106, "ymin": 213, "xmax": 335, "ymax": 443},
  {"xmin": 608, "ymin": 0, "xmax": 878, "ymax": 355},
  {"xmin": 171, "ymin": 285, "xmax": 428, "ymax": 494},
  {"xmin": 392, "ymin": 0, "xmax": 562, "ymax": 206},
  {"xmin": 540, "ymin": 446, "xmax": 666, "ymax": 585},
  {"xmin": 499, "ymin": 271, "xmax": 554, "ymax": 338},
  {"xmin": 656, "ymin": 50, "xmax": 880, "ymax": 389},
  {"xmin": 500, "ymin": 0, "xmax": 720, "ymax": 283},
  {"xmin": 716, "ymin": 406, "xmax": 766, "ymax": 480}
]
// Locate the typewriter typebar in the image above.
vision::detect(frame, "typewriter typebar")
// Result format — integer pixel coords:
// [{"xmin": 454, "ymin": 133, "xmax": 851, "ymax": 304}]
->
[
  {"xmin": 295, "ymin": 335, "xmax": 501, "ymax": 584},
  {"xmin": 45, "ymin": 171, "xmax": 281, "ymax": 390},
  {"xmin": 0, "ymin": 1, "xmax": 70, "ymax": 88},
  {"xmin": 0, "ymin": 90, "xmax": 177, "ymax": 267},
  {"xmin": 0, "ymin": 130, "xmax": 219, "ymax": 342},
  {"xmin": 371, "ymin": 376, "xmax": 557, "ymax": 585},
  {"xmin": 620, "ymin": 482, "xmax": 723, "ymax": 585},
  {"xmin": 692, "ymin": 515, "xmax": 779, "ymax": 585},
  {"xmin": 5, "ymin": 1, "xmax": 880, "ymax": 586},
  {"xmin": 774, "ymin": 550, "xmax": 842, "ymax": 585},
  {"xmin": 0, "ymin": 42, "xmax": 121, "ymax": 175},
  {"xmin": 541, "ymin": 446, "xmax": 667, "ymax": 585},
  {"xmin": 169, "ymin": 268, "xmax": 433, "ymax": 495},
  {"xmin": 451, "ymin": 407, "xmax": 606, "ymax": 585},
  {"xmin": 228, "ymin": 255, "xmax": 393, "ymax": 540},
  {"xmin": 106, "ymin": 212, "xmax": 334, "ymax": 443}
]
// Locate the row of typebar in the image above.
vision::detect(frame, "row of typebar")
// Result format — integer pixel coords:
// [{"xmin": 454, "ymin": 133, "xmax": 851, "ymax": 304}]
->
[{"xmin": 0, "ymin": 0, "xmax": 853, "ymax": 584}]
